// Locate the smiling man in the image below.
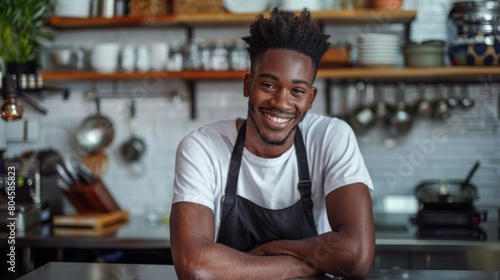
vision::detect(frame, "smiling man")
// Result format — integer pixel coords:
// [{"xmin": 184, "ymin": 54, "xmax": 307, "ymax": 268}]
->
[{"xmin": 170, "ymin": 8, "xmax": 375, "ymax": 279}]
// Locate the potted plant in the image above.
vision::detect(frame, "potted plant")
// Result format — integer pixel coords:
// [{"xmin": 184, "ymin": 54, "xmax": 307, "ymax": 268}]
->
[{"xmin": 0, "ymin": 0, "xmax": 55, "ymax": 77}]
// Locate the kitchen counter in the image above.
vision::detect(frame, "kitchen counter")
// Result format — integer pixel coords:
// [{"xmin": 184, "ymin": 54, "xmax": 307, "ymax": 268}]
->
[
  {"xmin": 2, "ymin": 216, "xmax": 499, "ymax": 274},
  {"xmin": 0, "ymin": 216, "xmax": 171, "ymax": 275},
  {"xmin": 15, "ymin": 262, "xmax": 500, "ymax": 280},
  {"xmin": 2, "ymin": 215, "xmax": 497, "ymax": 250},
  {"xmin": 1, "ymin": 215, "xmax": 171, "ymax": 249}
]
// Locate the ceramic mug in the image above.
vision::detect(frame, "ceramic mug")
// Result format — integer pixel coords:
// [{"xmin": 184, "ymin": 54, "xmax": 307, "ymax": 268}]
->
[
  {"xmin": 150, "ymin": 43, "xmax": 169, "ymax": 71},
  {"xmin": 55, "ymin": 0, "xmax": 92, "ymax": 17},
  {"xmin": 120, "ymin": 45, "xmax": 136, "ymax": 72},
  {"xmin": 136, "ymin": 44, "xmax": 151, "ymax": 72},
  {"xmin": 91, "ymin": 43, "xmax": 120, "ymax": 73}
]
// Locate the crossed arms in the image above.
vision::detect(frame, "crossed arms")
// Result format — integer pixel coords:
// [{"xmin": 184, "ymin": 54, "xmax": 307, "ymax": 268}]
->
[{"xmin": 170, "ymin": 183, "xmax": 375, "ymax": 279}]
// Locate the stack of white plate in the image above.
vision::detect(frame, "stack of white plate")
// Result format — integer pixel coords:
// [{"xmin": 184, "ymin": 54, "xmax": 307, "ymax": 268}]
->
[{"xmin": 357, "ymin": 33, "xmax": 400, "ymax": 67}]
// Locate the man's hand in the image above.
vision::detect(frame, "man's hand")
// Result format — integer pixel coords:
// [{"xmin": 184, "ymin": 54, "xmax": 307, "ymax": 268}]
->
[{"xmin": 247, "ymin": 240, "xmax": 323, "ymax": 276}]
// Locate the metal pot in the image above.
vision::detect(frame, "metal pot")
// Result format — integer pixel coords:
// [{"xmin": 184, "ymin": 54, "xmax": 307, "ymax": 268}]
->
[
  {"xmin": 449, "ymin": 1, "xmax": 500, "ymax": 35},
  {"xmin": 76, "ymin": 96, "xmax": 115, "ymax": 153}
]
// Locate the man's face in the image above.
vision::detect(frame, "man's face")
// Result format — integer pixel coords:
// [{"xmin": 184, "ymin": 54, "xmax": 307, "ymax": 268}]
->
[{"xmin": 244, "ymin": 48, "xmax": 317, "ymax": 152}]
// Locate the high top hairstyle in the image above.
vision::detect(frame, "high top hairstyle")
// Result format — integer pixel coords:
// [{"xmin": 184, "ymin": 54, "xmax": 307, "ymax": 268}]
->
[{"xmin": 242, "ymin": 8, "xmax": 330, "ymax": 78}]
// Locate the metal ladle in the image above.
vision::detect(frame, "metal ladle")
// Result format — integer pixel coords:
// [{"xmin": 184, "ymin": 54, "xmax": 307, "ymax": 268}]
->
[
  {"xmin": 350, "ymin": 82, "xmax": 375, "ymax": 134},
  {"xmin": 447, "ymin": 84, "xmax": 460, "ymax": 109},
  {"xmin": 371, "ymin": 83, "xmax": 391, "ymax": 127},
  {"xmin": 389, "ymin": 82, "xmax": 413, "ymax": 136},
  {"xmin": 432, "ymin": 83, "xmax": 450, "ymax": 121},
  {"xmin": 413, "ymin": 83, "xmax": 432, "ymax": 118},
  {"xmin": 460, "ymin": 84, "xmax": 475, "ymax": 110}
]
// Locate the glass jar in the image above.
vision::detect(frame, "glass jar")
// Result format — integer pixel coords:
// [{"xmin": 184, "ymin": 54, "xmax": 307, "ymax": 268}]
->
[
  {"xmin": 128, "ymin": 0, "xmax": 166, "ymax": 16},
  {"xmin": 200, "ymin": 40, "xmax": 212, "ymax": 71},
  {"xmin": 183, "ymin": 39, "xmax": 203, "ymax": 70},
  {"xmin": 211, "ymin": 39, "xmax": 229, "ymax": 71},
  {"xmin": 230, "ymin": 39, "xmax": 249, "ymax": 71},
  {"xmin": 165, "ymin": 41, "xmax": 183, "ymax": 71}
]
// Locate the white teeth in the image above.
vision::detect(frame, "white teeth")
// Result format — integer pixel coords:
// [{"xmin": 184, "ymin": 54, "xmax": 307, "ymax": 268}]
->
[{"xmin": 264, "ymin": 114, "xmax": 290, "ymax": 123}]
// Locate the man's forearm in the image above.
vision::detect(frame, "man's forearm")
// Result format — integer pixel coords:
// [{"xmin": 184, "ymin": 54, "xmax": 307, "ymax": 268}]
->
[
  {"xmin": 174, "ymin": 242, "xmax": 320, "ymax": 280},
  {"xmin": 247, "ymin": 231, "xmax": 374, "ymax": 278}
]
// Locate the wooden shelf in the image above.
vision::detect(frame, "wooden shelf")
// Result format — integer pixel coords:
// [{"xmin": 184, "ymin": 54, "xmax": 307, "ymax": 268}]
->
[
  {"xmin": 42, "ymin": 67, "xmax": 500, "ymax": 82},
  {"xmin": 46, "ymin": 10, "xmax": 416, "ymax": 29},
  {"xmin": 41, "ymin": 70, "xmax": 248, "ymax": 81},
  {"xmin": 317, "ymin": 67, "xmax": 500, "ymax": 79},
  {"xmin": 308, "ymin": 10, "xmax": 416, "ymax": 25}
]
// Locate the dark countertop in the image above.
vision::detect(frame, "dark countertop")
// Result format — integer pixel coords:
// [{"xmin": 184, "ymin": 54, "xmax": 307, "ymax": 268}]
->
[{"xmin": 15, "ymin": 262, "xmax": 500, "ymax": 280}]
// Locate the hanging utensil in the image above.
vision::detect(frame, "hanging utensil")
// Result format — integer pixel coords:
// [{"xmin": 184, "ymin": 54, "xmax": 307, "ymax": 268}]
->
[
  {"xmin": 371, "ymin": 83, "xmax": 391, "ymax": 127},
  {"xmin": 447, "ymin": 84, "xmax": 460, "ymax": 109},
  {"xmin": 432, "ymin": 83, "xmax": 450, "ymax": 121},
  {"xmin": 460, "ymin": 84, "xmax": 475, "ymax": 110},
  {"xmin": 120, "ymin": 99, "xmax": 147, "ymax": 163},
  {"xmin": 350, "ymin": 82, "xmax": 375, "ymax": 134},
  {"xmin": 335, "ymin": 83, "xmax": 350, "ymax": 122},
  {"xmin": 413, "ymin": 83, "xmax": 432, "ymax": 119},
  {"xmin": 76, "ymin": 94, "xmax": 115, "ymax": 153},
  {"xmin": 389, "ymin": 82, "xmax": 413, "ymax": 136}
]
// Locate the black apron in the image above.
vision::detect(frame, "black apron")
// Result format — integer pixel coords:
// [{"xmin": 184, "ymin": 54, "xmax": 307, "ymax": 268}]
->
[{"xmin": 216, "ymin": 121, "xmax": 318, "ymax": 252}]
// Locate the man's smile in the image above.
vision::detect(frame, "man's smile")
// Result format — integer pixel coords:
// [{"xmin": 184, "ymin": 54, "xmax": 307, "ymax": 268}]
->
[{"xmin": 263, "ymin": 113, "xmax": 293, "ymax": 124}]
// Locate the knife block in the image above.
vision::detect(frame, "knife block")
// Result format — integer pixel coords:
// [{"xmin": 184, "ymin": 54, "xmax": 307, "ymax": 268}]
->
[{"xmin": 62, "ymin": 179, "xmax": 120, "ymax": 213}]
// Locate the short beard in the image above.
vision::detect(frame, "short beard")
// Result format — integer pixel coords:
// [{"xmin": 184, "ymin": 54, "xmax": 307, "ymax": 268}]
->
[{"xmin": 247, "ymin": 101, "xmax": 295, "ymax": 146}]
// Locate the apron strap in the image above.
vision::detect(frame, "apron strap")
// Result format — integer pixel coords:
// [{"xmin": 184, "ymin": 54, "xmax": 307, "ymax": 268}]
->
[
  {"xmin": 224, "ymin": 121, "xmax": 246, "ymax": 195},
  {"xmin": 294, "ymin": 126, "xmax": 317, "ymax": 233},
  {"xmin": 294, "ymin": 126, "xmax": 311, "ymax": 196}
]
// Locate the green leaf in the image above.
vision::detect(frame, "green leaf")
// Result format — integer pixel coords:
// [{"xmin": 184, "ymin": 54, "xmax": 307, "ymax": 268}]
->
[{"xmin": 0, "ymin": 0, "xmax": 55, "ymax": 64}]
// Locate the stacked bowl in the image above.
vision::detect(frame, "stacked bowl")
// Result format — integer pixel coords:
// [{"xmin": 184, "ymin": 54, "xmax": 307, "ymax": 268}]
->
[{"xmin": 357, "ymin": 33, "xmax": 400, "ymax": 67}]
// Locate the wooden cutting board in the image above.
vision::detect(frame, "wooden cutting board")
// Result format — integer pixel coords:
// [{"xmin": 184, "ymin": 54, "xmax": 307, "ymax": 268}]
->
[{"xmin": 53, "ymin": 210, "xmax": 129, "ymax": 236}]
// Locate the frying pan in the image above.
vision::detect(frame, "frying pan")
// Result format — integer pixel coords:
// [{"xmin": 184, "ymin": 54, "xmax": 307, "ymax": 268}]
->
[
  {"xmin": 120, "ymin": 100, "xmax": 146, "ymax": 162},
  {"xmin": 415, "ymin": 161, "xmax": 481, "ymax": 205},
  {"xmin": 76, "ymin": 96, "xmax": 115, "ymax": 153}
]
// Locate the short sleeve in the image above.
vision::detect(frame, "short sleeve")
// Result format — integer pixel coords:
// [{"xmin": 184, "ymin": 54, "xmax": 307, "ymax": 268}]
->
[
  {"xmin": 322, "ymin": 120, "xmax": 374, "ymax": 195},
  {"xmin": 172, "ymin": 132, "xmax": 217, "ymax": 211}
]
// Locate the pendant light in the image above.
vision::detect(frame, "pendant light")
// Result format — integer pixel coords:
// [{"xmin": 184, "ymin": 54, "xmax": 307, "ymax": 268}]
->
[{"xmin": 1, "ymin": 74, "xmax": 24, "ymax": 121}]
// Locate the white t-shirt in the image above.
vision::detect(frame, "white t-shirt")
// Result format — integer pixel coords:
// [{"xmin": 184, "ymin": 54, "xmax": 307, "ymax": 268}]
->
[{"xmin": 172, "ymin": 113, "xmax": 373, "ymax": 239}]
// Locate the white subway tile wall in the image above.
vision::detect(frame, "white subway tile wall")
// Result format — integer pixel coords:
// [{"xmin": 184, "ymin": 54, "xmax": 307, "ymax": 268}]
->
[{"xmin": 3, "ymin": 1, "xmax": 499, "ymax": 217}]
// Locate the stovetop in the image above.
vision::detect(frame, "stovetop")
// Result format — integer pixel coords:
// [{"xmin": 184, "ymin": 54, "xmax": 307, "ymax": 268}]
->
[
  {"xmin": 409, "ymin": 207, "xmax": 494, "ymax": 241},
  {"xmin": 416, "ymin": 225, "xmax": 487, "ymax": 241}
]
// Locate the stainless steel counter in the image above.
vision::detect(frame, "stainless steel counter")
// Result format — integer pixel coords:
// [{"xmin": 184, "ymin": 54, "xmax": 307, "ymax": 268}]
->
[
  {"xmin": 15, "ymin": 262, "xmax": 500, "ymax": 280},
  {"xmin": 1, "ymin": 216, "xmax": 499, "ymax": 274},
  {"xmin": 2, "ymin": 216, "xmax": 497, "ymax": 250}
]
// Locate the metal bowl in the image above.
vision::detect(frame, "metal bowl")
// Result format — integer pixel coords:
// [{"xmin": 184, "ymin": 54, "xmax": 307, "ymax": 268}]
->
[{"xmin": 76, "ymin": 97, "xmax": 115, "ymax": 153}]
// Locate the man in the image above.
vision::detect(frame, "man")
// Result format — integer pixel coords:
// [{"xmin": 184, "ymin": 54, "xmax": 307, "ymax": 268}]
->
[{"xmin": 170, "ymin": 8, "xmax": 375, "ymax": 279}]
